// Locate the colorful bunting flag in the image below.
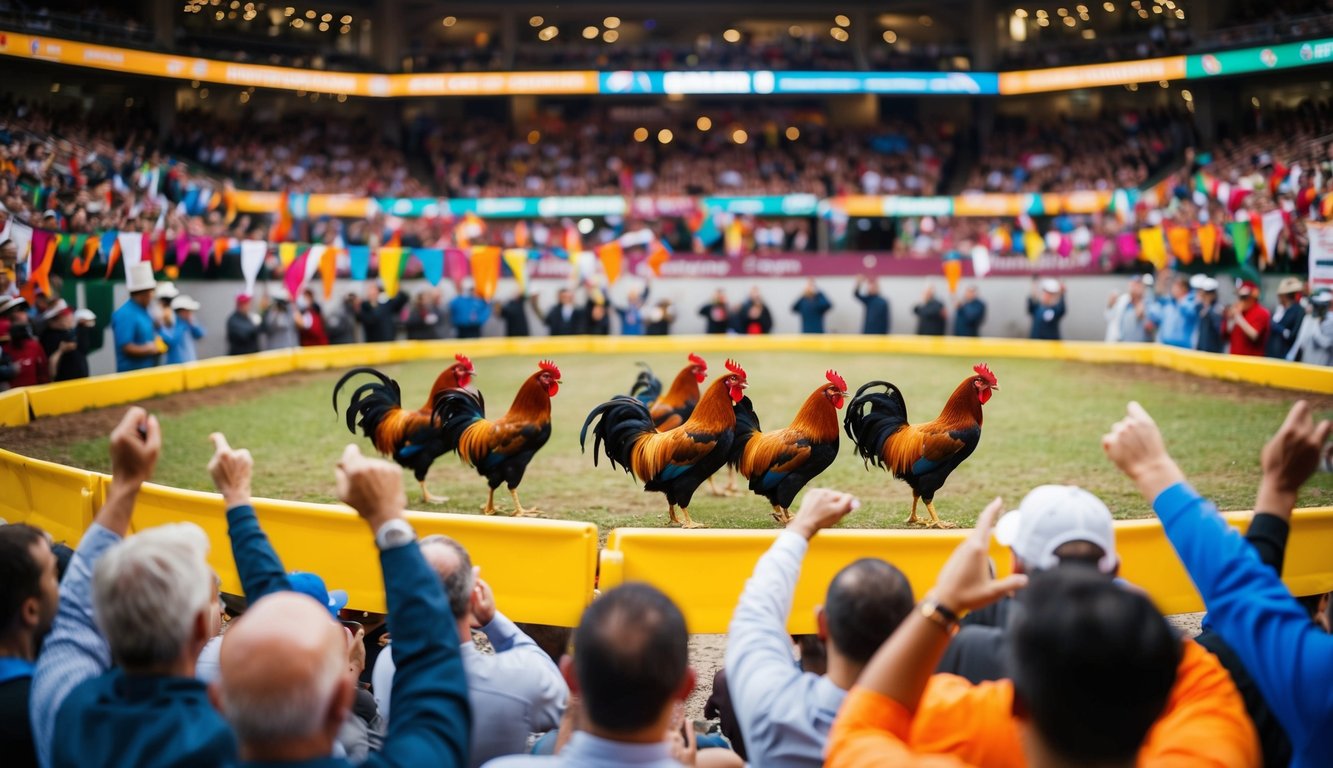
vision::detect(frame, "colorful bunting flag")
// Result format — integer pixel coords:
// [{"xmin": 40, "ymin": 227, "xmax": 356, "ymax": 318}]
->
[
  {"xmin": 1138, "ymin": 227, "xmax": 1167, "ymax": 270},
  {"xmin": 970, "ymin": 244, "xmax": 991, "ymax": 279},
  {"xmin": 445, "ymin": 248, "xmax": 470, "ymax": 287},
  {"xmin": 319, "ymin": 245, "xmax": 339, "ymax": 300},
  {"xmin": 415, "ymin": 248, "xmax": 444, "ymax": 287},
  {"xmin": 348, "ymin": 245, "xmax": 371, "ymax": 281},
  {"xmin": 116, "ymin": 231, "xmax": 144, "ymax": 274},
  {"xmin": 1166, "ymin": 225, "xmax": 1193, "ymax": 265},
  {"xmin": 239, "ymin": 240, "xmax": 267, "ymax": 296},
  {"xmin": 1257, "ymin": 210, "xmax": 1284, "ymax": 268},
  {"xmin": 470, "ymin": 246, "xmax": 502, "ymax": 300},
  {"xmin": 596, "ymin": 241, "xmax": 624, "ymax": 285},
  {"xmin": 378, "ymin": 247, "xmax": 405, "ymax": 298},
  {"xmin": 1227, "ymin": 221, "xmax": 1253, "ymax": 266},
  {"xmin": 942, "ymin": 252, "xmax": 963, "ymax": 295},
  {"xmin": 1197, "ymin": 224, "xmax": 1220, "ymax": 265},
  {"xmin": 278, "ymin": 242, "xmax": 298, "ymax": 269},
  {"xmin": 502, "ymin": 248, "xmax": 529, "ymax": 293},
  {"xmin": 284, "ymin": 247, "xmax": 311, "ymax": 300},
  {"xmin": 1023, "ymin": 230, "xmax": 1045, "ymax": 261},
  {"xmin": 647, "ymin": 238, "xmax": 672, "ymax": 277}
]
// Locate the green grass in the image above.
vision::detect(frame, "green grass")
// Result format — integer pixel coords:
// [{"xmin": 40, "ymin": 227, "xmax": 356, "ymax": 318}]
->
[{"xmin": 30, "ymin": 352, "xmax": 1333, "ymax": 530}]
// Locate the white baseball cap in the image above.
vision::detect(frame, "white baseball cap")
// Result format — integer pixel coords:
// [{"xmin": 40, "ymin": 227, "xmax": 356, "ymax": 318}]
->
[
  {"xmin": 155, "ymin": 281, "xmax": 180, "ymax": 300},
  {"xmin": 994, "ymin": 485, "xmax": 1118, "ymax": 573},
  {"xmin": 171, "ymin": 295, "xmax": 201, "ymax": 311},
  {"xmin": 1040, "ymin": 278, "xmax": 1061, "ymax": 294}
]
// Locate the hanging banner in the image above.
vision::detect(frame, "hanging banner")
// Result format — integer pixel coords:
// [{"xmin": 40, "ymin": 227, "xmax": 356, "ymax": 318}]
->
[
  {"xmin": 239, "ymin": 240, "xmax": 267, "ymax": 296},
  {"xmin": 9, "ymin": 221, "xmax": 32, "ymax": 268},
  {"xmin": 1227, "ymin": 221, "xmax": 1253, "ymax": 266},
  {"xmin": 970, "ymin": 244, "xmax": 991, "ymax": 279},
  {"xmin": 283, "ymin": 247, "xmax": 311, "ymax": 300},
  {"xmin": 1022, "ymin": 230, "xmax": 1045, "ymax": 261},
  {"xmin": 415, "ymin": 248, "xmax": 444, "ymax": 287},
  {"xmin": 647, "ymin": 238, "xmax": 672, "ymax": 277},
  {"xmin": 319, "ymin": 245, "xmax": 339, "ymax": 300},
  {"xmin": 1308, "ymin": 222, "xmax": 1333, "ymax": 291},
  {"xmin": 1138, "ymin": 227, "xmax": 1167, "ymax": 270},
  {"xmin": 71, "ymin": 235, "xmax": 99, "ymax": 276},
  {"xmin": 278, "ymin": 242, "xmax": 298, "ymax": 269},
  {"xmin": 597, "ymin": 241, "xmax": 624, "ymax": 285},
  {"xmin": 347, "ymin": 245, "xmax": 371, "ymax": 281},
  {"xmin": 1166, "ymin": 225, "xmax": 1193, "ymax": 265},
  {"xmin": 378, "ymin": 247, "xmax": 405, "ymax": 298},
  {"xmin": 445, "ymin": 248, "xmax": 471, "ymax": 287},
  {"xmin": 1197, "ymin": 223, "xmax": 1219, "ymax": 264},
  {"xmin": 942, "ymin": 253, "xmax": 963, "ymax": 295},
  {"xmin": 471, "ymin": 246, "xmax": 502, "ymax": 300},
  {"xmin": 28, "ymin": 231, "xmax": 58, "ymax": 296},
  {"xmin": 1258, "ymin": 210, "xmax": 1284, "ymax": 267},
  {"xmin": 502, "ymin": 248, "xmax": 529, "ymax": 293}
]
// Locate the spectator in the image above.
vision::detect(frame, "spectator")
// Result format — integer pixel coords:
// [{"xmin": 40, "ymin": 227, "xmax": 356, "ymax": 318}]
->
[
  {"xmin": 699, "ymin": 290, "xmax": 732, "ymax": 335},
  {"xmin": 0, "ymin": 523, "xmax": 59, "ymax": 768},
  {"xmin": 38, "ymin": 303, "xmax": 89, "ymax": 381},
  {"xmin": 372, "ymin": 534, "xmax": 567, "ymax": 766},
  {"xmin": 1027, "ymin": 278, "xmax": 1066, "ymax": 340},
  {"xmin": 1267, "ymin": 278, "xmax": 1306, "ymax": 359},
  {"xmin": 153, "ymin": 282, "xmax": 180, "ymax": 344},
  {"xmin": 3, "ymin": 313, "xmax": 49, "ymax": 387},
  {"xmin": 540, "ymin": 289, "xmax": 585, "ymax": 336},
  {"xmin": 1195, "ymin": 277, "xmax": 1226, "ymax": 353},
  {"xmin": 853, "ymin": 276, "xmax": 890, "ymax": 335},
  {"xmin": 1103, "ymin": 400, "xmax": 1332, "ymax": 768},
  {"xmin": 213, "ymin": 443, "xmax": 470, "ymax": 768},
  {"xmin": 1154, "ymin": 276, "xmax": 1198, "ymax": 349},
  {"xmin": 586, "ymin": 301, "xmax": 611, "ymax": 336},
  {"xmin": 484, "ymin": 583, "xmax": 694, "ymax": 767},
  {"xmin": 226, "ymin": 293, "xmax": 262, "ymax": 355},
  {"xmin": 724, "ymin": 489, "xmax": 913, "ymax": 767},
  {"xmin": 913, "ymin": 284, "xmax": 947, "ymax": 337},
  {"xmin": 1105, "ymin": 274, "xmax": 1155, "ymax": 343},
  {"xmin": 164, "ymin": 296, "xmax": 205, "ymax": 364},
  {"xmin": 735, "ymin": 287, "xmax": 773, "ymax": 335},
  {"xmin": 1288, "ymin": 289, "xmax": 1333, "ymax": 364},
  {"xmin": 110, "ymin": 263, "xmax": 164, "ymax": 372},
  {"xmin": 296, "ymin": 289, "xmax": 329, "ymax": 347},
  {"xmin": 359, "ymin": 284, "xmax": 409, "ymax": 344},
  {"xmin": 612, "ymin": 284, "xmax": 650, "ymax": 336},
  {"xmin": 323, "ymin": 294, "xmax": 359, "ymax": 345},
  {"xmin": 495, "ymin": 290, "xmax": 532, "ymax": 337},
  {"xmin": 406, "ymin": 289, "xmax": 448, "ymax": 340},
  {"xmin": 645, "ymin": 297, "xmax": 677, "ymax": 336},
  {"xmin": 29, "ymin": 408, "xmax": 235, "ymax": 768},
  {"xmin": 0, "ymin": 295, "xmax": 27, "ymax": 324},
  {"xmin": 792, "ymin": 279, "xmax": 832, "ymax": 334},
  {"xmin": 261, "ymin": 289, "xmax": 300, "ymax": 351},
  {"xmin": 449, "ymin": 282, "xmax": 491, "ymax": 339},
  {"xmin": 0, "ymin": 321, "xmax": 18, "ymax": 391},
  {"xmin": 953, "ymin": 285, "xmax": 986, "ymax": 337},
  {"xmin": 1227, "ymin": 280, "xmax": 1272, "ymax": 356}
]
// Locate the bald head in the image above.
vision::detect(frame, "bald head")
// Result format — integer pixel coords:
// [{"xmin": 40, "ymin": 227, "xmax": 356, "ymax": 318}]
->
[
  {"xmin": 420, "ymin": 535, "xmax": 474, "ymax": 619},
  {"xmin": 215, "ymin": 592, "xmax": 352, "ymax": 751}
]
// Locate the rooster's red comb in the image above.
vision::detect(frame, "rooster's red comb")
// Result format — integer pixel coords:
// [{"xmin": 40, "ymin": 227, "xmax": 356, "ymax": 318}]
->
[
  {"xmin": 454, "ymin": 353, "xmax": 473, "ymax": 369},
  {"xmin": 973, "ymin": 363, "xmax": 997, "ymax": 386},
  {"xmin": 539, "ymin": 359, "xmax": 562, "ymax": 379},
  {"xmin": 826, "ymin": 369, "xmax": 847, "ymax": 391},
  {"xmin": 688, "ymin": 352, "xmax": 707, "ymax": 370},
  {"xmin": 725, "ymin": 359, "xmax": 747, "ymax": 379}
]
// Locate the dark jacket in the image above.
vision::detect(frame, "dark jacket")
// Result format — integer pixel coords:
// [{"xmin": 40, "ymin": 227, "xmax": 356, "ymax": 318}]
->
[
  {"xmin": 914, "ymin": 298, "xmax": 947, "ymax": 336},
  {"xmin": 543, "ymin": 304, "xmax": 585, "ymax": 336},
  {"xmin": 359, "ymin": 295, "xmax": 409, "ymax": 344},
  {"xmin": 1196, "ymin": 302, "xmax": 1226, "ymax": 353},
  {"xmin": 40, "ymin": 326, "xmax": 91, "ymax": 381},
  {"xmin": 226, "ymin": 311, "xmax": 262, "ymax": 355},
  {"xmin": 1266, "ymin": 302, "xmax": 1305, "ymax": 359},
  {"xmin": 1027, "ymin": 297, "xmax": 1066, "ymax": 340},
  {"xmin": 699, "ymin": 301, "xmax": 732, "ymax": 334},
  {"xmin": 497, "ymin": 298, "xmax": 531, "ymax": 337},
  {"xmin": 791, "ymin": 292, "xmax": 832, "ymax": 334},
  {"xmin": 855, "ymin": 289, "xmax": 890, "ymax": 335},
  {"xmin": 953, "ymin": 299, "xmax": 987, "ymax": 337},
  {"xmin": 733, "ymin": 301, "xmax": 773, "ymax": 335}
]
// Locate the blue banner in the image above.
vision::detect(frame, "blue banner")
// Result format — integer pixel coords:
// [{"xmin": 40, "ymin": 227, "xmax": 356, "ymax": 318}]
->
[{"xmin": 599, "ymin": 70, "xmax": 999, "ymax": 95}]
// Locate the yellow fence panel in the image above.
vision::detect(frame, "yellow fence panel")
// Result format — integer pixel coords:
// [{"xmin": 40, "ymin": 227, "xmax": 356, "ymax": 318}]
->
[
  {"xmin": 0, "ymin": 388, "xmax": 29, "ymax": 427},
  {"xmin": 0, "ymin": 449, "xmax": 97, "ymax": 545},
  {"xmin": 125, "ymin": 483, "xmax": 597, "ymax": 625},
  {"xmin": 26, "ymin": 368, "xmax": 186, "ymax": 417},
  {"xmin": 182, "ymin": 350, "xmax": 296, "ymax": 390}
]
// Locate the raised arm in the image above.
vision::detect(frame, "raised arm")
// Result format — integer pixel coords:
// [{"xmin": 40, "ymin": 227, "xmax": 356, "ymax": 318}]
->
[
  {"xmin": 208, "ymin": 433, "xmax": 291, "ymax": 602},
  {"xmin": 469, "ymin": 579, "xmax": 567, "ymax": 731}
]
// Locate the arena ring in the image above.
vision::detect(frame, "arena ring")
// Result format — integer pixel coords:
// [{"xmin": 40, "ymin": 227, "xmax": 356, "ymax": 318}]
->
[{"xmin": 2, "ymin": 335, "xmax": 1331, "ymax": 632}]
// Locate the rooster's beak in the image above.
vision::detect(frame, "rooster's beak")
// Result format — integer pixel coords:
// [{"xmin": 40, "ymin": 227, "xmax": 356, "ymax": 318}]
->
[{"xmin": 990, "ymin": 385, "xmax": 1000, "ymax": 391}]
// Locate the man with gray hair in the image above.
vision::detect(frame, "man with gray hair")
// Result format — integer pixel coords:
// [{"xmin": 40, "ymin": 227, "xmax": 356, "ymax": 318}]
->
[{"xmin": 372, "ymin": 533, "xmax": 567, "ymax": 767}]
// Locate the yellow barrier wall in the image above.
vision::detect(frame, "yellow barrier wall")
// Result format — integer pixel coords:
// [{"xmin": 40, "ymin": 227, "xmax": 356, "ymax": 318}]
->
[
  {"xmin": 182, "ymin": 350, "xmax": 297, "ymax": 390},
  {"xmin": 26, "ymin": 367, "xmax": 186, "ymax": 417},
  {"xmin": 0, "ymin": 449, "xmax": 98, "ymax": 545},
  {"xmin": 0, "ymin": 388, "xmax": 29, "ymax": 427}
]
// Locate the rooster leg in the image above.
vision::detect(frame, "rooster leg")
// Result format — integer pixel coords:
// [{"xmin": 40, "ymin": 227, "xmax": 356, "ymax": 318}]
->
[
  {"xmin": 510, "ymin": 488, "xmax": 542, "ymax": 518},
  {"xmin": 770, "ymin": 505, "xmax": 792, "ymax": 525},
  {"xmin": 667, "ymin": 504, "xmax": 681, "ymax": 526},
  {"xmin": 923, "ymin": 501, "xmax": 957, "ymax": 529},
  {"xmin": 419, "ymin": 481, "xmax": 449, "ymax": 505},
  {"xmin": 480, "ymin": 488, "xmax": 500, "ymax": 516},
  {"xmin": 706, "ymin": 476, "xmax": 726, "ymax": 497},
  {"xmin": 679, "ymin": 507, "xmax": 707, "ymax": 529},
  {"xmin": 906, "ymin": 493, "xmax": 921, "ymax": 525}
]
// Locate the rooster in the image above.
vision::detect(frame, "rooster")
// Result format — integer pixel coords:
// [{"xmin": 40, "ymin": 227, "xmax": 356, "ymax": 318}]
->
[
  {"xmin": 843, "ymin": 364, "xmax": 999, "ymax": 528},
  {"xmin": 332, "ymin": 354, "xmax": 476, "ymax": 504},
  {"xmin": 629, "ymin": 354, "xmax": 739, "ymax": 496},
  {"xmin": 432, "ymin": 359, "xmax": 560, "ymax": 517},
  {"xmin": 731, "ymin": 370, "xmax": 848, "ymax": 525},
  {"xmin": 582, "ymin": 359, "xmax": 749, "ymax": 529}
]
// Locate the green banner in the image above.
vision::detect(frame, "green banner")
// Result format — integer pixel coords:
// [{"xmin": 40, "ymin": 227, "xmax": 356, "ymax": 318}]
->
[{"xmin": 1187, "ymin": 37, "xmax": 1333, "ymax": 78}]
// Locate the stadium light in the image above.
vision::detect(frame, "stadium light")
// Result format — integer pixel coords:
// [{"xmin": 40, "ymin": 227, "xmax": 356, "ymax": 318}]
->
[
  {"xmin": 697, "ymin": 116, "xmax": 712, "ymax": 131},
  {"xmin": 442, "ymin": 16, "xmax": 456, "ymax": 26},
  {"xmin": 583, "ymin": 26, "xmax": 599, "ymax": 39},
  {"xmin": 883, "ymin": 30, "xmax": 897, "ymax": 43},
  {"xmin": 658, "ymin": 129, "xmax": 674, "ymax": 144},
  {"xmin": 835, "ymin": 14, "xmax": 851, "ymax": 27},
  {"xmin": 633, "ymin": 127, "xmax": 649, "ymax": 142},
  {"xmin": 305, "ymin": 9, "xmax": 315, "ymax": 18},
  {"xmin": 723, "ymin": 29, "xmax": 741, "ymax": 43},
  {"xmin": 577, "ymin": 218, "xmax": 594, "ymax": 234},
  {"xmin": 529, "ymin": 16, "xmax": 544, "ymax": 27},
  {"xmin": 321, "ymin": 13, "xmax": 331, "ymax": 22},
  {"xmin": 539, "ymin": 25, "xmax": 559, "ymax": 40},
  {"xmin": 603, "ymin": 29, "xmax": 620, "ymax": 42},
  {"xmin": 788, "ymin": 25, "xmax": 804, "ymax": 37},
  {"xmin": 604, "ymin": 16, "xmax": 621, "ymax": 29},
  {"xmin": 732, "ymin": 128, "xmax": 749, "ymax": 144},
  {"xmin": 1104, "ymin": 1, "xmax": 1115, "ymax": 10},
  {"xmin": 785, "ymin": 126, "xmax": 800, "ymax": 140},
  {"xmin": 528, "ymin": 130, "xmax": 541, "ymax": 144},
  {"xmin": 1015, "ymin": 8, "xmax": 1028, "ymax": 17}
]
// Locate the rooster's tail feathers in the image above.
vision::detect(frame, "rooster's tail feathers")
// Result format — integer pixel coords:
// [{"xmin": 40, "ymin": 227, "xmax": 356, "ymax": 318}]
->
[
  {"xmin": 628, "ymin": 363, "xmax": 662, "ymax": 405},
  {"xmin": 843, "ymin": 380, "xmax": 909, "ymax": 468},
  {"xmin": 333, "ymin": 367, "xmax": 403, "ymax": 437},
  {"xmin": 729, "ymin": 395, "xmax": 762, "ymax": 469},
  {"xmin": 581, "ymin": 395, "xmax": 656, "ymax": 475},
  {"xmin": 432, "ymin": 388, "xmax": 486, "ymax": 453}
]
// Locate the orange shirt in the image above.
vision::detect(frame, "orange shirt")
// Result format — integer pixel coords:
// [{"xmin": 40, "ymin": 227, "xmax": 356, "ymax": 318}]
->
[{"xmin": 827, "ymin": 639, "xmax": 1259, "ymax": 768}]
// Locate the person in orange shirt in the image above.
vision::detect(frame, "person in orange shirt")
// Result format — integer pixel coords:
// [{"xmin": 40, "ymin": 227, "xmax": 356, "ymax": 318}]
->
[{"xmin": 826, "ymin": 500, "xmax": 1260, "ymax": 768}]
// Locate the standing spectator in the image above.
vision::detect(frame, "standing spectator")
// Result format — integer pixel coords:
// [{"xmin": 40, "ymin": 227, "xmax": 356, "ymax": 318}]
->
[
  {"xmin": 1267, "ymin": 278, "xmax": 1306, "ymax": 359},
  {"xmin": 913, "ymin": 284, "xmax": 947, "ymax": 337},
  {"xmin": 358, "ymin": 284, "xmax": 409, "ymax": 344},
  {"xmin": 1194, "ymin": 278, "xmax": 1226, "ymax": 353},
  {"xmin": 1027, "ymin": 278, "xmax": 1066, "ymax": 340},
  {"xmin": 111, "ymin": 263, "xmax": 164, "ymax": 372},
  {"xmin": 1154, "ymin": 276, "xmax": 1198, "ymax": 349},
  {"xmin": 40, "ymin": 305, "xmax": 89, "ymax": 382},
  {"xmin": 1226, "ymin": 280, "xmax": 1271, "ymax": 356},
  {"xmin": 699, "ymin": 290, "xmax": 732, "ymax": 334},
  {"xmin": 495, "ymin": 290, "xmax": 532, "ymax": 337},
  {"xmin": 0, "ymin": 321, "xmax": 19, "ymax": 391},
  {"xmin": 645, "ymin": 298, "xmax": 676, "ymax": 336},
  {"xmin": 406, "ymin": 290, "xmax": 448, "ymax": 340},
  {"xmin": 1288, "ymin": 289, "xmax": 1333, "ymax": 365},
  {"xmin": 153, "ymin": 282, "xmax": 180, "ymax": 343},
  {"xmin": 735, "ymin": 287, "xmax": 773, "ymax": 335},
  {"xmin": 2, "ymin": 313, "xmax": 48, "ymax": 387},
  {"xmin": 296, "ymin": 289, "xmax": 329, "ymax": 347},
  {"xmin": 449, "ymin": 282, "xmax": 491, "ymax": 339},
  {"xmin": 0, "ymin": 523, "xmax": 58, "ymax": 768},
  {"xmin": 953, "ymin": 285, "xmax": 987, "ymax": 337},
  {"xmin": 1106, "ymin": 275, "xmax": 1155, "ymax": 343},
  {"xmin": 323, "ymin": 293, "xmax": 359, "ymax": 345},
  {"xmin": 792, "ymin": 279, "xmax": 832, "ymax": 334},
  {"xmin": 262, "ymin": 289, "xmax": 299, "ymax": 351},
  {"xmin": 854, "ymin": 276, "xmax": 890, "ymax": 335},
  {"xmin": 372, "ymin": 535, "xmax": 567, "ymax": 766},
  {"xmin": 226, "ymin": 294, "xmax": 262, "ymax": 356},
  {"xmin": 540, "ymin": 289, "xmax": 585, "ymax": 336},
  {"xmin": 612, "ymin": 284, "xmax": 650, "ymax": 336},
  {"xmin": 164, "ymin": 296, "xmax": 205, "ymax": 364}
]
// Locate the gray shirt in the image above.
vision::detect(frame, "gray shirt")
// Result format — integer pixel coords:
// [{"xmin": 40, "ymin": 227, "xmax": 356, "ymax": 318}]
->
[{"xmin": 484, "ymin": 731, "xmax": 681, "ymax": 767}]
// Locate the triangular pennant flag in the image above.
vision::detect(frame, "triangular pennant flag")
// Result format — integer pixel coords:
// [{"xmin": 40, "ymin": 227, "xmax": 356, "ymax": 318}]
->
[
  {"xmin": 9, "ymin": 221, "xmax": 32, "ymax": 269},
  {"xmin": 647, "ymin": 238, "xmax": 672, "ymax": 277},
  {"xmin": 942, "ymin": 254, "xmax": 963, "ymax": 296},
  {"xmin": 304, "ymin": 244, "xmax": 326, "ymax": 286},
  {"xmin": 596, "ymin": 240, "xmax": 624, "ymax": 285},
  {"xmin": 175, "ymin": 235, "xmax": 191, "ymax": 268},
  {"xmin": 445, "ymin": 248, "xmax": 470, "ymax": 287},
  {"xmin": 1138, "ymin": 227, "xmax": 1167, "ymax": 270},
  {"xmin": 470, "ymin": 246, "xmax": 502, "ymax": 300},
  {"xmin": 239, "ymin": 240, "xmax": 268, "ymax": 296},
  {"xmin": 348, "ymin": 245, "xmax": 371, "ymax": 281},
  {"xmin": 1227, "ymin": 221, "xmax": 1253, "ymax": 266},
  {"xmin": 970, "ymin": 244, "xmax": 991, "ymax": 279},
  {"xmin": 415, "ymin": 248, "xmax": 444, "ymax": 287},
  {"xmin": 213, "ymin": 237, "xmax": 231, "ymax": 266},
  {"xmin": 1257, "ymin": 210, "xmax": 1284, "ymax": 268},
  {"xmin": 278, "ymin": 242, "xmax": 298, "ymax": 268},
  {"xmin": 1023, "ymin": 230, "xmax": 1045, "ymax": 262},
  {"xmin": 30, "ymin": 229, "xmax": 54, "ymax": 278},
  {"xmin": 29, "ymin": 231, "xmax": 58, "ymax": 296},
  {"xmin": 1166, "ymin": 225, "xmax": 1193, "ymax": 265},
  {"xmin": 320, "ymin": 245, "xmax": 339, "ymax": 300},
  {"xmin": 1088, "ymin": 235, "xmax": 1107, "ymax": 261},
  {"xmin": 284, "ymin": 248, "xmax": 311, "ymax": 300},
  {"xmin": 1197, "ymin": 223, "xmax": 1219, "ymax": 265},
  {"xmin": 502, "ymin": 248, "xmax": 529, "ymax": 293},
  {"xmin": 378, "ymin": 247, "xmax": 405, "ymax": 298},
  {"xmin": 71, "ymin": 234, "xmax": 100, "ymax": 276},
  {"xmin": 117, "ymin": 231, "xmax": 145, "ymax": 273}
]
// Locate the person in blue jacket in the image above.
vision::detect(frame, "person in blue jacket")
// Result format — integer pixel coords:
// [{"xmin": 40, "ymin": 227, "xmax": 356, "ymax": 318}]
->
[
  {"xmin": 1103, "ymin": 399, "xmax": 1333, "ymax": 768},
  {"xmin": 1027, "ymin": 278, "xmax": 1066, "ymax": 340},
  {"xmin": 792, "ymin": 280, "xmax": 832, "ymax": 334},
  {"xmin": 953, "ymin": 285, "xmax": 987, "ymax": 337},
  {"xmin": 853, "ymin": 276, "xmax": 890, "ymax": 335},
  {"xmin": 450, "ymin": 281, "xmax": 492, "ymax": 339}
]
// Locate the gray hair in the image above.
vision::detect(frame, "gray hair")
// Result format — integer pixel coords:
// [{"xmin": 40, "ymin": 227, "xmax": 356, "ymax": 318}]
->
[
  {"xmin": 420, "ymin": 534, "xmax": 474, "ymax": 619},
  {"xmin": 92, "ymin": 523, "xmax": 213, "ymax": 669}
]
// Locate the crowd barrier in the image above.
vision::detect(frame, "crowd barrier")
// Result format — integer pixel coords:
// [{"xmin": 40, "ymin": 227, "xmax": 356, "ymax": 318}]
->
[{"xmin": 2, "ymin": 335, "xmax": 1331, "ymax": 628}]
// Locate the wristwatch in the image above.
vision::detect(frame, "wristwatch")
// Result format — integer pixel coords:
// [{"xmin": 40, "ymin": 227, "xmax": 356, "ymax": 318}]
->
[
  {"xmin": 919, "ymin": 596, "xmax": 962, "ymax": 636},
  {"xmin": 374, "ymin": 519, "xmax": 417, "ymax": 551}
]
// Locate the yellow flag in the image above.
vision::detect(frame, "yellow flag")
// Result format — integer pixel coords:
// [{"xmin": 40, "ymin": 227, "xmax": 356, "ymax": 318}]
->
[
  {"xmin": 278, "ymin": 242, "xmax": 297, "ymax": 268},
  {"xmin": 1138, "ymin": 227, "xmax": 1167, "ymax": 270},
  {"xmin": 1023, "ymin": 230, "xmax": 1045, "ymax": 261},
  {"xmin": 378, "ymin": 247, "xmax": 404, "ymax": 297},
  {"xmin": 502, "ymin": 248, "xmax": 529, "ymax": 293}
]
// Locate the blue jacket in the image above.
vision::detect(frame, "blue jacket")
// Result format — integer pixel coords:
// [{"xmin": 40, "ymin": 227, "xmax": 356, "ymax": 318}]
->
[
  {"xmin": 1027, "ymin": 297, "xmax": 1065, "ymax": 340},
  {"xmin": 110, "ymin": 301, "xmax": 158, "ymax": 372},
  {"xmin": 1153, "ymin": 293, "xmax": 1198, "ymax": 349},
  {"xmin": 953, "ymin": 299, "xmax": 986, "ymax": 337},
  {"xmin": 1154, "ymin": 483, "xmax": 1333, "ymax": 768},
  {"xmin": 450, "ymin": 295, "xmax": 491, "ymax": 331},
  {"xmin": 1195, "ymin": 303, "xmax": 1226, "ymax": 353},
  {"xmin": 164, "ymin": 320, "xmax": 206, "ymax": 365},
  {"xmin": 854, "ymin": 290, "xmax": 890, "ymax": 335},
  {"xmin": 792, "ymin": 292, "xmax": 831, "ymax": 334}
]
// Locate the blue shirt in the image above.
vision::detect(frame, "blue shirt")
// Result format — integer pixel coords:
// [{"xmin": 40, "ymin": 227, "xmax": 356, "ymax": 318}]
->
[
  {"xmin": 792, "ymin": 293, "xmax": 832, "ymax": 334},
  {"xmin": 723, "ymin": 531, "xmax": 847, "ymax": 767},
  {"xmin": 1154, "ymin": 293, "xmax": 1198, "ymax": 348},
  {"xmin": 110, "ymin": 300, "xmax": 158, "ymax": 372},
  {"xmin": 1027, "ymin": 297, "xmax": 1066, "ymax": 340},
  {"xmin": 163, "ymin": 320, "xmax": 206, "ymax": 365},
  {"xmin": 854, "ymin": 290, "xmax": 890, "ymax": 335},
  {"xmin": 484, "ymin": 731, "xmax": 680, "ymax": 768},
  {"xmin": 450, "ymin": 295, "xmax": 491, "ymax": 330},
  {"xmin": 1154, "ymin": 482, "xmax": 1333, "ymax": 768},
  {"xmin": 954, "ymin": 299, "xmax": 986, "ymax": 337}
]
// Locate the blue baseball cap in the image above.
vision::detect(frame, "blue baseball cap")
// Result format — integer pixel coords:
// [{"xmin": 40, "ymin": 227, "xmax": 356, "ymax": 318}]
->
[{"xmin": 287, "ymin": 571, "xmax": 349, "ymax": 618}]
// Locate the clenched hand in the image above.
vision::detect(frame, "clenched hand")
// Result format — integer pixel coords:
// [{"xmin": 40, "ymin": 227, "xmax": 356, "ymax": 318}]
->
[
  {"xmin": 335, "ymin": 444, "xmax": 407, "ymax": 533},
  {"xmin": 208, "ymin": 433, "xmax": 253, "ymax": 509},
  {"xmin": 788, "ymin": 488, "xmax": 859, "ymax": 540},
  {"xmin": 109, "ymin": 406, "xmax": 161, "ymax": 487}
]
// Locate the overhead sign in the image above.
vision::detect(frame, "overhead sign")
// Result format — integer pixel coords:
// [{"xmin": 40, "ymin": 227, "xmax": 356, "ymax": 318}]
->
[
  {"xmin": 998, "ymin": 56, "xmax": 1186, "ymax": 94},
  {"xmin": 1187, "ymin": 37, "xmax": 1333, "ymax": 78}
]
